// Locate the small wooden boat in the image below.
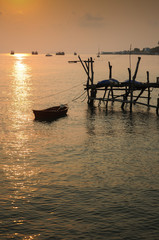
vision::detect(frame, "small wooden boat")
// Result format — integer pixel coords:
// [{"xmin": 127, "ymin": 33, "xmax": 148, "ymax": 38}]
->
[{"xmin": 33, "ymin": 105, "xmax": 68, "ymax": 121}]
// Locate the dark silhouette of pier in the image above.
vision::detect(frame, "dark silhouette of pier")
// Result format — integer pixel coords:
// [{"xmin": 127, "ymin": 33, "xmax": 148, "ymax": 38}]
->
[{"xmin": 78, "ymin": 56, "xmax": 159, "ymax": 115}]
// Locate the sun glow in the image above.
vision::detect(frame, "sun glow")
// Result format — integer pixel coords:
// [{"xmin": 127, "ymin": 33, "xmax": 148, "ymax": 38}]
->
[
  {"xmin": 13, "ymin": 53, "xmax": 31, "ymax": 85},
  {"xmin": 1, "ymin": 0, "xmax": 39, "ymax": 16},
  {"xmin": 5, "ymin": 0, "xmax": 32, "ymax": 6}
]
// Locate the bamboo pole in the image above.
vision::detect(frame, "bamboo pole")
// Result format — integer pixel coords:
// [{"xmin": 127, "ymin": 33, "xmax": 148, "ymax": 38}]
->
[
  {"xmin": 89, "ymin": 57, "xmax": 96, "ymax": 106},
  {"xmin": 108, "ymin": 62, "xmax": 112, "ymax": 79},
  {"xmin": 90, "ymin": 57, "xmax": 94, "ymax": 85},
  {"xmin": 106, "ymin": 90, "xmax": 111, "ymax": 109},
  {"xmin": 147, "ymin": 71, "xmax": 151, "ymax": 107},
  {"xmin": 87, "ymin": 58, "xmax": 90, "ymax": 103},
  {"xmin": 156, "ymin": 98, "xmax": 159, "ymax": 115},
  {"xmin": 129, "ymin": 68, "xmax": 133, "ymax": 112},
  {"xmin": 108, "ymin": 62, "xmax": 114, "ymax": 104},
  {"xmin": 132, "ymin": 57, "xmax": 141, "ymax": 82}
]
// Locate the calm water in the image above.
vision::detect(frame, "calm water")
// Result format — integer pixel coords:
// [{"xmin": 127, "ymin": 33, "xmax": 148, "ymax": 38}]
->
[{"xmin": 0, "ymin": 53, "xmax": 159, "ymax": 240}]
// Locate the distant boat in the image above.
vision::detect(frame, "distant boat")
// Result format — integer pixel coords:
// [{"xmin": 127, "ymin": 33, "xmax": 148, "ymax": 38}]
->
[
  {"xmin": 56, "ymin": 51, "xmax": 65, "ymax": 55},
  {"xmin": 97, "ymin": 48, "xmax": 100, "ymax": 57},
  {"xmin": 97, "ymin": 51, "xmax": 100, "ymax": 58},
  {"xmin": 45, "ymin": 53, "xmax": 52, "ymax": 57},
  {"xmin": 33, "ymin": 105, "xmax": 68, "ymax": 121},
  {"xmin": 32, "ymin": 51, "xmax": 38, "ymax": 55},
  {"xmin": 68, "ymin": 60, "xmax": 78, "ymax": 63},
  {"xmin": 10, "ymin": 51, "xmax": 14, "ymax": 55}
]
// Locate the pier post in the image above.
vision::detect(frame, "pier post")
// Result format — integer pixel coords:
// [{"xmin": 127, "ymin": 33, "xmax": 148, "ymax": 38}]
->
[
  {"xmin": 156, "ymin": 98, "xmax": 159, "ymax": 115},
  {"xmin": 129, "ymin": 57, "xmax": 141, "ymax": 112},
  {"xmin": 132, "ymin": 57, "xmax": 141, "ymax": 82},
  {"xmin": 78, "ymin": 55, "xmax": 95, "ymax": 105},
  {"xmin": 87, "ymin": 58, "xmax": 90, "ymax": 103},
  {"xmin": 147, "ymin": 71, "xmax": 151, "ymax": 107},
  {"xmin": 128, "ymin": 68, "xmax": 133, "ymax": 112},
  {"xmin": 108, "ymin": 62, "xmax": 112, "ymax": 79},
  {"xmin": 121, "ymin": 68, "xmax": 131, "ymax": 110},
  {"xmin": 89, "ymin": 57, "xmax": 96, "ymax": 106},
  {"xmin": 106, "ymin": 90, "xmax": 111, "ymax": 109},
  {"xmin": 108, "ymin": 62, "xmax": 114, "ymax": 104}
]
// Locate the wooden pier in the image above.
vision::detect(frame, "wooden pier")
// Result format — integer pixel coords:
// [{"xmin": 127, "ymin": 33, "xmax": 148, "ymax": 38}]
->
[{"xmin": 78, "ymin": 56, "xmax": 159, "ymax": 115}]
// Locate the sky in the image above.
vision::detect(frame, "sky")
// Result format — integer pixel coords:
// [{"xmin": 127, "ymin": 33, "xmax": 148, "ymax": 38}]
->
[{"xmin": 0, "ymin": 0, "xmax": 159, "ymax": 53}]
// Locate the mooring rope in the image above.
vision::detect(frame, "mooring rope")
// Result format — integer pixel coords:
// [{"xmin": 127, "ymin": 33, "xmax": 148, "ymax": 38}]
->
[
  {"xmin": 81, "ymin": 92, "xmax": 88, "ymax": 102},
  {"xmin": 71, "ymin": 90, "xmax": 87, "ymax": 102},
  {"xmin": 33, "ymin": 81, "xmax": 85, "ymax": 102}
]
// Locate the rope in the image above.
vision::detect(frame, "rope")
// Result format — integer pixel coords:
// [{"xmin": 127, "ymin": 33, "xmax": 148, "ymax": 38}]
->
[
  {"xmin": 81, "ymin": 93, "xmax": 88, "ymax": 102},
  {"xmin": 71, "ymin": 91, "xmax": 87, "ymax": 102},
  {"xmin": 33, "ymin": 81, "xmax": 85, "ymax": 102}
]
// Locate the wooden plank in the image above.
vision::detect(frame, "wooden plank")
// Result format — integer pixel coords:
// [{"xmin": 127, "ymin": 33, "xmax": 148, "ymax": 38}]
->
[
  {"xmin": 89, "ymin": 97, "xmax": 158, "ymax": 109},
  {"xmin": 134, "ymin": 101, "xmax": 157, "ymax": 109}
]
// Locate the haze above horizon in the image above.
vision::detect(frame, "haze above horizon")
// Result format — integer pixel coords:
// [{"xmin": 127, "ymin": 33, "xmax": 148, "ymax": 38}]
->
[{"xmin": 0, "ymin": 0, "xmax": 159, "ymax": 54}]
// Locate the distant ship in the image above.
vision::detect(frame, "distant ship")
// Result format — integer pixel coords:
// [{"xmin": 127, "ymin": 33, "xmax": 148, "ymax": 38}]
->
[
  {"xmin": 32, "ymin": 51, "xmax": 38, "ymax": 55},
  {"xmin": 56, "ymin": 51, "xmax": 65, "ymax": 55},
  {"xmin": 45, "ymin": 53, "xmax": 52, "ymax": 57},
  {"xmin": 97, "ymin": 50, "xmax": 100, "ymax": 58},
  {"xmin": 10, "ymin": 51, "xmax": 14, "ymax": 55}
]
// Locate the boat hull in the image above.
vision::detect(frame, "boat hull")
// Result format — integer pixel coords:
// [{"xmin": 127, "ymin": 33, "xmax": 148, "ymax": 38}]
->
[{"xmin": 33, "ymin": 105, "xmax": 68, "ymax": 121}]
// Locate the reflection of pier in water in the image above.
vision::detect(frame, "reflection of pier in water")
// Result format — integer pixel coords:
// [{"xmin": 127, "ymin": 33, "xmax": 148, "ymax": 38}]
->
[
  {"xmin": 78, "ymin": 56, "xmax": 159, "ymax": 115},
  {"xmin": 85, "ymin": 104, "xmax": 159, "ymax": 140}
]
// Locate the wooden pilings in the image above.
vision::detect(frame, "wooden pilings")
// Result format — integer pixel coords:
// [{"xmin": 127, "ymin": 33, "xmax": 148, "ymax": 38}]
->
[
  {"xmin": 78, "ymin": 56, "xmax": 96, "ymax": 105},
  {"xmin": 132, "ymin": 57, "xmax": 141, "ymax": 82},
  {"xmin": 79, "ymin": 55, "xmax": 159, "ymax": 115}
]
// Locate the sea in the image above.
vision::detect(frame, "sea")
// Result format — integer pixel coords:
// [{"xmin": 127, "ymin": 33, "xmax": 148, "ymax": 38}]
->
[{"xmin": 0, "ymin": 53, "xmax": 159, "ymax": 240}]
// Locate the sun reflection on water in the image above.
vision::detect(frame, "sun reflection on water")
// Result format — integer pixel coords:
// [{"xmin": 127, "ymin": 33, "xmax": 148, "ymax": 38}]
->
[
  {"xmin": 11, "ymin": 54, "xmax": 32, "ymax": 112},
  {"xmin": 6, "ymin": 53, "xmax": 33, "ymax": 154},
  {"xmin": 1, "ymin": 54, "xmax": 39, "ymax": 214}
]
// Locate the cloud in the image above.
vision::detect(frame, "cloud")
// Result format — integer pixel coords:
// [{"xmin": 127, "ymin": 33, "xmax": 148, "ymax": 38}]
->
[{"xmin": 79, "ymin": 13, "xmax": 104, "ymax": 28}]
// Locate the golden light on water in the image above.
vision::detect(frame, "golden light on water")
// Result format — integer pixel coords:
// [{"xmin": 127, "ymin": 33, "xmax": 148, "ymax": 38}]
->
[
  {"xmin": 7, "ymin": 53, "xmax": 33, "ymax": 151},
  {"xmin": 13, "ymin": 55, "xmax": 30, "ymax": 99},
  {"xmin": 2, "ymin": 53, "xmax": 39, "ymax": 239},
  {"xmin": 10, "ymin": 53, "xmax": 32, "ymax": 117},
  {"xmin": 1, "ymin": 53, "xmax": 35, "ymax": 199}
]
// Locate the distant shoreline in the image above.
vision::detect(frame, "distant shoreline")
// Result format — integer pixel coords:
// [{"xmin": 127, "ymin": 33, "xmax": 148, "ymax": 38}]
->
[
  {"xmin": 101, "ymin": 52, "xmax": 159, "ymax": 55},
  {"xmin": 101, "ymin": 46, "xmax": 159, "ymax": 56}
]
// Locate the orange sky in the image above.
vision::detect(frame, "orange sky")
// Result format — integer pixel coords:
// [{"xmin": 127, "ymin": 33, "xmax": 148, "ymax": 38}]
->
[{"xmin": 0, "ymin": 0, "xmax": 159, "ymax": 53}]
